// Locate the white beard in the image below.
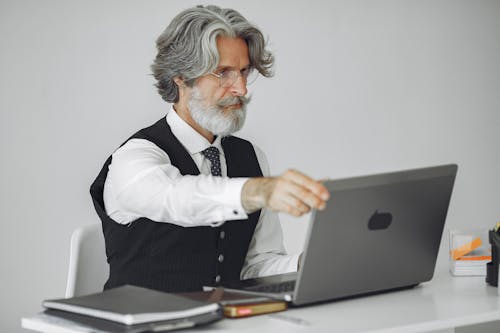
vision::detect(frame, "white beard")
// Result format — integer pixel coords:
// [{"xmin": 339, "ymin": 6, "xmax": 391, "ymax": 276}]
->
[{"xmin": 188, "ymin": 87, "xmax": 250, "ymax": 137}]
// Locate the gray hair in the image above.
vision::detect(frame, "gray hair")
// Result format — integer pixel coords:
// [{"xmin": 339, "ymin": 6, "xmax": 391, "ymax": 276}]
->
[{"xmin": 151, "ymin": 5, "xmax": 274, "ymax": 103}]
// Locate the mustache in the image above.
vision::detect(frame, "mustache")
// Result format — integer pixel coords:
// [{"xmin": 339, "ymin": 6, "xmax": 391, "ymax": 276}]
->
[{"xmin": 217, "ymin": 95, "xmax": 251, "ymax": 108}]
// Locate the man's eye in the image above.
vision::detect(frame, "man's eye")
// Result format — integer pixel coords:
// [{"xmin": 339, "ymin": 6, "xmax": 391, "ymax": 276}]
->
[
  {"xmin": 216, "ymin": 69, "xmax": 228, "ymax": 76},
  {"xmin": 241, "ymin": 67, "xmax": 252, "ymax": 77}
]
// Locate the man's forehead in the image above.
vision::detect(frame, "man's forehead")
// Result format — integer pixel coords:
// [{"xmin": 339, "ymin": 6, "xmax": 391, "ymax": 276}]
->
[{"xmin": 215, "ymin": 36, "xmax": 250, "ymax": 68}]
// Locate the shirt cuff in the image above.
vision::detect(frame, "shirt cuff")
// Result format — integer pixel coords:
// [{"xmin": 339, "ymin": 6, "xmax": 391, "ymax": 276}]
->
[{"xmin": 222, "ymin": 177, "xmax": 249, "ymax": 221}]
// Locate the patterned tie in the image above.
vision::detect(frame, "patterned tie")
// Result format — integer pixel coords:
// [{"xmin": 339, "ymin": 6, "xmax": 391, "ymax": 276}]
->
[{"xmin": 201, "ymin": 146, "xmax": 222, "ymax": 176}]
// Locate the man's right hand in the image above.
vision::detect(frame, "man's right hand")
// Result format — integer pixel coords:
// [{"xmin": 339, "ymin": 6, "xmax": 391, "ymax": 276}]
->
[{"xmin": 241, "ymin": 169, "xmax": 330, "ymax": 216}]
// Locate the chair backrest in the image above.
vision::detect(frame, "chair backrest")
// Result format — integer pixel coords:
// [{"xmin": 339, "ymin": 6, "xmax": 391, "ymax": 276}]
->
[{"xmin": 65, "ymin": 223, "xmax": 108, "ymax": 297}]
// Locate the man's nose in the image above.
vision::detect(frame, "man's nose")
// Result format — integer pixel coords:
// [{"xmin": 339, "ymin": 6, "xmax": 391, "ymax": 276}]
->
[{"xmin": 229, "ymin": 75, "xmax": 247, "ymax": 97}]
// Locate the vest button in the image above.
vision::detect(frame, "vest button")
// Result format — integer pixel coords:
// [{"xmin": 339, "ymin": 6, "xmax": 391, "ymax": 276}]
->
[
  {"xmin": 218, "ymin": 254, "xmax": 224, "ymax": 263},
  {"xmin": 220, "ymin": 231, "xmax": 225, "ymax": 239},
  {"xmin": 215, "ymin": 275, "xmax": 221, "ymax": 283}
]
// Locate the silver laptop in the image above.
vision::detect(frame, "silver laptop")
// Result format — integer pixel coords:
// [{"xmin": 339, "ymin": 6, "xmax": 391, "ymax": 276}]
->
[{"xmin": 222, "ymin": 164, "xmax": 457, "ymax": 306}]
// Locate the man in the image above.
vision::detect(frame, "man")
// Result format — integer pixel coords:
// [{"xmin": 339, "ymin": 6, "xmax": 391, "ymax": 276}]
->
[{"xmin": 90, "ymin": 5, "xmax": 329, "ymax": 293}]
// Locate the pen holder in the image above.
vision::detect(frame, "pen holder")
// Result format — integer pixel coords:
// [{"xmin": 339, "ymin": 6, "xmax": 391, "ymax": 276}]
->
[{"xmin": 486, "ymin": 230, "xmax": 500, "ymax": 287}]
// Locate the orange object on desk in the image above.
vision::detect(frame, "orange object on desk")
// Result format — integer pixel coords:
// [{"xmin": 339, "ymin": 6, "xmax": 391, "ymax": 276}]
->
[
  {"xmin": 224, "ymin": 301, "xmax": 287, "ymax": 318},
  {"xmin": 450, "ymin": 237, "xmax": 482, "ymax": 260},
  {"xmin": 456, "ymin": 255, "xmax": 492, "ymax": 261}
]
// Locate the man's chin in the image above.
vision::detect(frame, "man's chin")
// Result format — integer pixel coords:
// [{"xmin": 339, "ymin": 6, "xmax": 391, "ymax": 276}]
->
[
  {"xmin": 210, "ymin": 117, "xmax": 245, "ymax": 137},
  {"xmin": 189, "ymin": 102, "xmax": 247, "ymax": 137}
]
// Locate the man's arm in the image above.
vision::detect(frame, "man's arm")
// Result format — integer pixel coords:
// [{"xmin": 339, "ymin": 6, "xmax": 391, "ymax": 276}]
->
[
  {"xmin": 104, "ymin": 138, "xmax": 248, "ymax": 227},
  {"xmin": 105, "ymin": 139, "xmax": 329, "ymax": 228}
]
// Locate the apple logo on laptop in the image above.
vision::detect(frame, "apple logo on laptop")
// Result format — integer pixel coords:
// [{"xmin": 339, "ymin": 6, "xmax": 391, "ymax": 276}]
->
[{"xmin": 368, "ymin": 210, "xmax": 393, "ymax": 230}]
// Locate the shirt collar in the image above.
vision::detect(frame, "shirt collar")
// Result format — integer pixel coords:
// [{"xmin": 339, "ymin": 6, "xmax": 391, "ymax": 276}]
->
[{"xmin": 166, "ymin": 107, "xmax": 223, "ymax": 156}]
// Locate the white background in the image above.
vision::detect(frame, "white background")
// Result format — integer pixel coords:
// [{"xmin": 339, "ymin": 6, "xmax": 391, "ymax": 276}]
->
[{"xmin": 1, "ymin": 1, "xmax": 499, "ymax": 332}]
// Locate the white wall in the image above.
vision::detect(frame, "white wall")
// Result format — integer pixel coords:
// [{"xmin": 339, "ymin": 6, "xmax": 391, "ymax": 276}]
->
[{"xmin": 1, "ymin": 1, "xmax": 499, "ymax": 332}]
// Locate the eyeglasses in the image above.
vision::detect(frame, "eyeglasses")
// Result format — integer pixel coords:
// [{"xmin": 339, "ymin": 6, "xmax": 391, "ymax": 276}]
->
[{"xmin": 209, "ymin": 67, "xmax": 258, "ymax": 88}]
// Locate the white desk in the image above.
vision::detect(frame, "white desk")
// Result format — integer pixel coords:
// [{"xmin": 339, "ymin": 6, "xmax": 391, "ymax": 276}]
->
[{"xmin": 22, "ymin": 268, "xmax": 500, "ymax": 333}]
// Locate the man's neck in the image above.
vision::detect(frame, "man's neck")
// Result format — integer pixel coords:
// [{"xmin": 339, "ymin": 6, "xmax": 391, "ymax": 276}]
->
[{"xmin": 173, "ymin": 103, "xmax": 215, "ymax": 143}]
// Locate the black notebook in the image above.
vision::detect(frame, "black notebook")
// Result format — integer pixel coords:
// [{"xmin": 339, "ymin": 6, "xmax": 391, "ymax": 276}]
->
[
  {"xmin": 27, "ymin": 309, "xmax": 222, "ymax": 333},
  {"xmin": 42, "ymin": 285, "xmax": 222, "ymax": 325}
]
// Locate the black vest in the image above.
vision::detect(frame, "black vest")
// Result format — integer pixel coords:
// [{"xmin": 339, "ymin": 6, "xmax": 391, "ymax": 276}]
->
[{"xmin": 90, "ymin": 117, "xmax": 262, "ymax": 292}]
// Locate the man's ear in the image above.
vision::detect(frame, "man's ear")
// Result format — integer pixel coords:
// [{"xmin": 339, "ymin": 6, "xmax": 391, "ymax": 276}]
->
[{"xmin": 173, "ymin": 77, "xmax": 185, "ymax": 88}]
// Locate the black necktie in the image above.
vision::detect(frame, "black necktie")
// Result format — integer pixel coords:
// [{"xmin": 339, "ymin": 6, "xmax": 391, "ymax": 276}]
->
[{"xmin": 202, "ymin": 146, "xmax": 222, "ymax": 176}]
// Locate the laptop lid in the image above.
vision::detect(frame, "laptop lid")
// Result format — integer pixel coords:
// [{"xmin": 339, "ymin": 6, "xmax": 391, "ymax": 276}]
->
[{"xmin": 292, "ymin": 164, "xmax": 457, "ymax": 305}]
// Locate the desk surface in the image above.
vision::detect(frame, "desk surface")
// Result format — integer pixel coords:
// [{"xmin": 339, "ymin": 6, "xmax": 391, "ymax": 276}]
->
[{"xmin": 22, "ymin": 268, "xmax": 500, "ymax": 333}]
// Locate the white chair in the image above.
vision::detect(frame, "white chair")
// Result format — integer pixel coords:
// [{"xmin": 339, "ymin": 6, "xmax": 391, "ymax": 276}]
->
[{"xmin": 65, "ymin": 223, "xmax": 109, "ymax": 297}]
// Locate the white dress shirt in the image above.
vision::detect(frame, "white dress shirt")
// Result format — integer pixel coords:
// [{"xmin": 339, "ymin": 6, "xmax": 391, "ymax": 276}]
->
[{"xmin": 103, "ymin": 108, "xmax": 299, "ymax": 279}]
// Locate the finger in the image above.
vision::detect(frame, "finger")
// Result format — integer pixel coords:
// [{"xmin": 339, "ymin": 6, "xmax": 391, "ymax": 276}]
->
[
  {"xmin": 281, "ymin": 201, "xmax": 308, "ymax": 217},
  {"xmin": 288, "ymin": 205, "xmax": 305, "ymax": 217},
  {"xmin": 280, "ymin": 193, "xmax": 311, "ymax": 215},
  {"xmin": 269, "ymin": 190, "xmax": 310, "ymax": 214},
  {"xmin": 282, "ymin": 181, "xmax": 325, "ymax": 210},
  {"xmin": 268, "ymin": 191, "xmax": 310, "ymax": 216},
  {"xmin": 283, "ymin": 169, "xmax": 330, "ymax": 201},
  {"xmin": 268, "ymin": 200, "xmax": 304, "ymax": 217}
]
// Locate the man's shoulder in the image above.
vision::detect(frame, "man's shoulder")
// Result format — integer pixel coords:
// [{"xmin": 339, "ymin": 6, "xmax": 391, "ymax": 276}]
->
[
  {"xmin": 131, "ymin": 117, "xmax": 169, "ymax": 141},
  {"xmin": 114, "ymin": 116, "xmax": 171, "ymax": 149}
]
